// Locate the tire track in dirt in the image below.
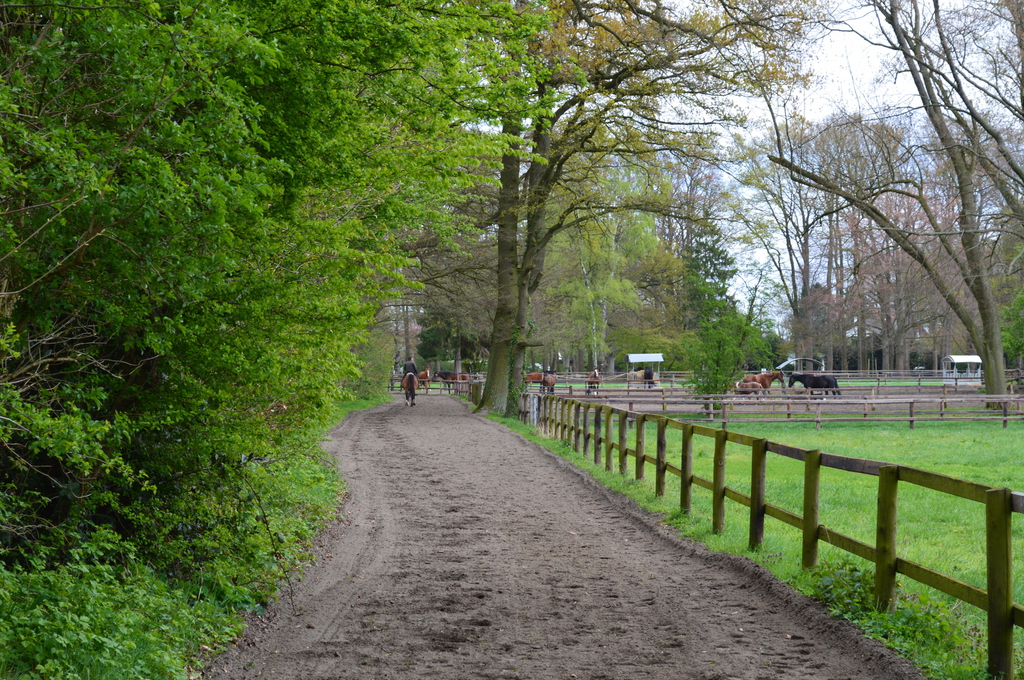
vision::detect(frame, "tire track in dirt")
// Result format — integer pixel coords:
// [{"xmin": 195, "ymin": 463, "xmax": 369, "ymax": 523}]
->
[{"xmin": 204, "ymin": 396, "xmax": 923, "ymax": 680}]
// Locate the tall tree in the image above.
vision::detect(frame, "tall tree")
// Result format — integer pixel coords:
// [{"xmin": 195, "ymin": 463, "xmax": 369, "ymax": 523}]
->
[
  {"xmin": 478, "ymin": 0, "xmax": 817, "ymax": 414},
  {"xmin": 769, "ymin": 110, "xmax": 1011, "ymax": 393},
  {"xmin": 768, "ymin": 0, "xmax": 1024, "ymax": 393}
]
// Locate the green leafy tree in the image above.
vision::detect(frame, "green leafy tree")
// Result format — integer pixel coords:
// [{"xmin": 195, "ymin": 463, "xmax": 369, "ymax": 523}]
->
[
  {"xmin": 477, "ymin": 0, "xmax": 818, "ymax": 414},
  {"xmin": 0, "ymin": 0, "xmax": 537, "ymax": 598}
]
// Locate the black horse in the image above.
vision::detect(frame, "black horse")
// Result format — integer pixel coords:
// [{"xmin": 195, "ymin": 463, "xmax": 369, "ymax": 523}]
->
[{"xmin": 788, "ymin": 372, "xmax": 841, "ymax": 395}]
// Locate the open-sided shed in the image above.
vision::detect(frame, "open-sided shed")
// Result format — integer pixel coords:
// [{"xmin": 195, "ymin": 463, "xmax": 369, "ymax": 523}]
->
[
  {"xmin": 627, "ymin": 353, "xmax": 663, "ymax": 383},
  {"xmin": 942, "ymin": 354, "xmax": 983, "ymax": 384},
  {"xmin": 627, "ymin": 353, "xmax": 663, "ymax": 368}
]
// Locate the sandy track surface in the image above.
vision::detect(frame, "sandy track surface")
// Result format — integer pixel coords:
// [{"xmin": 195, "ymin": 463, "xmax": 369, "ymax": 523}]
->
[{"xmin": 204, "ymin": 395, "xmax": 923, "ymax": 680}]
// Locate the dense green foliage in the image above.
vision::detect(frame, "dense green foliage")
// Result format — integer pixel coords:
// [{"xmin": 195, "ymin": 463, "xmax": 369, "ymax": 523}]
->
[{"xmin": 0, "ymin": 0, "xmax": 537, "ymax": 675}]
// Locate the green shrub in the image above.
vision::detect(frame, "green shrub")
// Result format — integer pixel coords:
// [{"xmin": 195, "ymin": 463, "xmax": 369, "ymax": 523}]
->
[{"xmin": 0, "ymin": 529, "xmax": 241, "ymax": 680}]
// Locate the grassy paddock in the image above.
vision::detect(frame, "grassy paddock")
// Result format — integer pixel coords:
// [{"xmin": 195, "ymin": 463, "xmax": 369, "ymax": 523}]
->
[
  {"xmin": 494, "ymin": 410, "xmax": 1024, "ymax": 679},
  {"xmin": 626, "ymin": 419, "xmax": 1024, "ymax": 610}
]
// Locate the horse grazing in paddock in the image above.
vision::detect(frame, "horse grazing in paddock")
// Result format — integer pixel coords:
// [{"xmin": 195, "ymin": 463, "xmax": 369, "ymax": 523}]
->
[
  {"xmin": 585, "ymin": 368, "xmax": 601, "ymax": 396},
  {"xmin": 788, "ymin": 372, "xmax": 841, "ymax": 395},
  {"xmin": 742, "ymin": 371, "xmax": 784, "ymax": 390},
  {"xmin": 401, "ymin": 371, "xmax": 418, "ymax": 406},
  {"xmin": 735, "ymin": 381, "xmax": 765, "ymax": 395},
  {"xmin": 643, "ymin": 367, "xmax": 655, "ymax": 388}
]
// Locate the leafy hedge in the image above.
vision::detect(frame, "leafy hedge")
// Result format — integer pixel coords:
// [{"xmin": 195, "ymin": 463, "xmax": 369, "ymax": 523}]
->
[{"xmin": 0, "ymin": 0, "xmax": 537, "ymax": 675}]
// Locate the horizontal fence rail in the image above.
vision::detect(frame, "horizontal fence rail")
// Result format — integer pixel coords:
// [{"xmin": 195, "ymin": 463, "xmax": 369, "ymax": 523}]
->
[
  {"xmin": 519, "ymin": 392, "xmax": 1023, "ymax": 678},
  {"xmin": 532, "ymin": 391, "xmax": 1024, "ymax": 429}
]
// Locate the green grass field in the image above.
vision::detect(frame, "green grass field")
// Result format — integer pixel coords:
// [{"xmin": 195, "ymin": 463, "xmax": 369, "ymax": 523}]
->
[{"xmin": 611, "ymin": 419, "xmax": 1023, "ymax": 598}]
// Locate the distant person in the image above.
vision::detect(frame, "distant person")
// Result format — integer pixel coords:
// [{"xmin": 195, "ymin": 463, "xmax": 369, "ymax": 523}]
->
[
  {"xmin": 644, "ymin": 366, "xmax": 654, "ymax": 388},
  {"xmin": 403, "ymin": 356, "xmax": 417, "ymax": 377}
]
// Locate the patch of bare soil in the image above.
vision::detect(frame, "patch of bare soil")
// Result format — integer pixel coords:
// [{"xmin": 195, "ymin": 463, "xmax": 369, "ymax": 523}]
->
[{"xmin": 203, "ymin": 395, "xmax": 924, "ymax": 680}]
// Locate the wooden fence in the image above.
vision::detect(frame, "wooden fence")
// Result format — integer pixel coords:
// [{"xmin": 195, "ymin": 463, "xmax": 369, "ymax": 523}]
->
[
  {"xmin": 579, "ymin": 394, "xmax": 1024, "ymax": 429},
  {"xmin": 519, "ymin": 392, "xmax": 1024, "ymax": 678}
]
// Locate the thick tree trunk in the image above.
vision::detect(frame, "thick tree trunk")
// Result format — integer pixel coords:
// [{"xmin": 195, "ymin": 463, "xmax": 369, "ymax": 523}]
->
[{"xmin": 478, "ymin": 127, "xmax": 521, "ymax": 414}]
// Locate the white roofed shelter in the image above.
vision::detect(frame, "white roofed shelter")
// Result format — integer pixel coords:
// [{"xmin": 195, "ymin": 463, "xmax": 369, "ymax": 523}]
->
[
  {"xmin": 626, "ymin": 353, "xmax": 663, "ymax": 381},
  {"xmin": 942, "ymin": 355, "xmax": 983, "ymax": 385},
  {"xmin": 628, "ymin": 353, "xmax": 664, "ymax": 364}
]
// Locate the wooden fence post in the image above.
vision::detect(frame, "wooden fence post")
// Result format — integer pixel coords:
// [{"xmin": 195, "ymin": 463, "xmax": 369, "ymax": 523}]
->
[
  {"xmin": 681, "ymin": 423, "xmax": 693, "ymax": 514},
  {"xmin": 713, "ymin": 428, "xmax": 727, "ymax": 534},
  {"xmin": 573, "ymin": 401, "xmax": 581, "ymax": 452},
  {"xmin": 655, "ymin": 417, "xmax": 668, "ymax": 497},
  {"xmin": 564, "ymin": 400, "xmax": 572, "ymax": 442},
  {"xmin": 593, "ymin": 406, "xmax": 603, "ymax": 464},
  {"xmin": 875, "ymin": 465, "xmax": 899, "ymax": 611},
  {"xmin": 749, "ymin": 438, "xmax": 768, "ymax": 551},
  {"xmin": 802, "ymin": 449, "xmax": 821, "ymax": 568},
  {"xmin": 582, "ymin": 403, "xmax": 592, "ymax": 459},
  {"xmin": 635, "ymin": 413, "xmax": 647, "ymax": 481},
  {"xmin": 986, "ymin": 487, "xmax": 1014, "ymax": 679},
  {"xmin": 618, "ymin": 411, "xmax": 628, "ymax": 475},
  {"xmin": 549, "ymin": 397, "xmax": 556, "ymax": 437},
  {"xmin": 603, "ymin": 406, "xmax": 614, "ymax": 471}
]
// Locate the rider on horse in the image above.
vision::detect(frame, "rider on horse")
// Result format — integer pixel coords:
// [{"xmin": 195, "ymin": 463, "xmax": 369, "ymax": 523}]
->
[{"xmin": 402, "ymin": 357, "xmax": 419, "ymax": 406}]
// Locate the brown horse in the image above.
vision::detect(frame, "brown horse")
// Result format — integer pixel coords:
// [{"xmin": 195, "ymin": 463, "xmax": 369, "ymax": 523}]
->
[
  {"xmin": 585, "ymin": 368, "xmax": 601, "ymax": 396},
  {"xmin": 741, "ymin": 371, "xmax": 784, "ymax": 390},
  {"xmin": 417, "ymin": 368, "xmax": 431, "ymax": 393},
  {"xmin": 735, "ymin": 380, "xmax": 764, "ymax": 395},
  {"xmin": 401, "ymin": 372, "xmax": 418, "ymax": 406},
  {"xmin": 525, "ymin": 371, "xmax": 556, "ymax": 393}
]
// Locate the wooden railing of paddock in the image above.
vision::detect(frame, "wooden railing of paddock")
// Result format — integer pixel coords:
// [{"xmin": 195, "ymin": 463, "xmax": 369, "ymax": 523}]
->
[
  {"xmin": 602, "ymin": 394, "xmax": 1024, "ymax": 430},
  {"xmin": 518, "ymin": 392, "xmax": 1024, "ymax": 678}
]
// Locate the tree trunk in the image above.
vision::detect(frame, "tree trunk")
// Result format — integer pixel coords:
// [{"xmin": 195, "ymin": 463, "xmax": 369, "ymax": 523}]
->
[{"xmin": 477, "ymin": 125, "xmax": 521, "ymax": 413}]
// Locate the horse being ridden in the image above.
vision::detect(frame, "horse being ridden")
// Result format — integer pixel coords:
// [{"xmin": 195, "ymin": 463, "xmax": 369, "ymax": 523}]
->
[
  {"xmin": 585, "ymin": 368, "xmax": 601, "ymax": 396},
  {"xmin": 401, "ymin": 372, "xmax": 418, "ymax": 406},
  {"xmin": 788, "ymin": 372, "xmax": 841, "ymax": 396},
  {"xmin": 402, "ymin": 357, "xmax": 419, "ymax": 406}
]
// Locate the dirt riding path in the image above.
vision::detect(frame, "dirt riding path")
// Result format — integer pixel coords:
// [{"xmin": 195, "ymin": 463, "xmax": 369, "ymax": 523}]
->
[{"xmin": 204, "ymin": 396, "xmax": 923, "ymax": 680}]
